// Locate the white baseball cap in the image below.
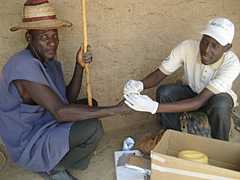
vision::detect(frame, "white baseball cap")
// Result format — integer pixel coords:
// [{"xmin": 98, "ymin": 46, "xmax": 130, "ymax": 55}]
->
[{"xmin": 201, "ymin": 17, "xmax": 235, "ymax": 46}]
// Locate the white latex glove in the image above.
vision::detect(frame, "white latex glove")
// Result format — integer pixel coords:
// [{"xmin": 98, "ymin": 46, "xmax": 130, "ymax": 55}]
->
[
  {"xmin": 124, "ymin": 94, "xmax": 159, "ymax": 114},
  {"xmin": 123, "ymin": 80, "xmax": 144, "ymax": 95}
]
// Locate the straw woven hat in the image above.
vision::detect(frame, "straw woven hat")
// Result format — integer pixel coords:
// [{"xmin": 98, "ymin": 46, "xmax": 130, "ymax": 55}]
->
[{"xmin": 10, "ymin": 0, "xmax": 72, "ymax": 31}]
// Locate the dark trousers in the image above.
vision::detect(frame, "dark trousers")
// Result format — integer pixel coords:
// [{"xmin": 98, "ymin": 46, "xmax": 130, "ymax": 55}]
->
[
  {"xmin": 156, "ymin": 84, "xmax": 234, "ymax": 140},
  {"xmin": 55, "ymin": 99, "xmax": 104, "ymax": 171}
]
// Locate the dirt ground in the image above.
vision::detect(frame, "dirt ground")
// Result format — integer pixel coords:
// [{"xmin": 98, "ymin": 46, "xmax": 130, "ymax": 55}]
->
[{"xmin": 1, "ymin": 120, "xmax": 240, "ymax": 180}]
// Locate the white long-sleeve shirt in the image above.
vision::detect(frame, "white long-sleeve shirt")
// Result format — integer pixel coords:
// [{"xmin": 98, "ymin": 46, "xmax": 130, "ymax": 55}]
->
[{"xmin": 159, "ymin": 40, "xmax": 240, "ymax": 106}]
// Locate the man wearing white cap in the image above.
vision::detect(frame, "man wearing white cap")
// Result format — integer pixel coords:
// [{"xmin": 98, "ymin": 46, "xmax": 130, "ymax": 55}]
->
[{"xmin": 124, "ymin": 17, "xmax": 240, "ymax": 141}]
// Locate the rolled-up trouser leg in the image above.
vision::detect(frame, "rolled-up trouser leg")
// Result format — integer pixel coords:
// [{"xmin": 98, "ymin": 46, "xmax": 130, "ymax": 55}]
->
[
  {"xmin": 58, "ymin": 119, "xmax": 103, "ymax": 170},
  {"xmin": 203, "ymin": 93, "xmax": 233, "ymax": 140},
  {"xmin": 156, "ymin": 84, "xmax": 197, "ymax": 131}
]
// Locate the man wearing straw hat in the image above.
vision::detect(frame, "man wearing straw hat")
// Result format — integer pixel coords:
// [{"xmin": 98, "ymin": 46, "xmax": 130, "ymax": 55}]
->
[
  {"xmin": 0, "ymin": 0, "xmax": 128, "ymax": 179},
  {"xmin": 124, "ymin": 17, "xmax": 240, "ymax": 141}
]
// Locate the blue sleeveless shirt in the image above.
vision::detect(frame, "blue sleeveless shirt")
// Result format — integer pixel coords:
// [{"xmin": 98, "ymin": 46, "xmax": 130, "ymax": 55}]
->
[{"xmin": 0, "ymin": 49, "xmax": 73, "ymax": 172}]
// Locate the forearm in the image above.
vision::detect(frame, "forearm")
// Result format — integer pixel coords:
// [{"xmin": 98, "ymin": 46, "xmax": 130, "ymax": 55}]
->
[
  {"xmin": 156, "ymin": 90, "xmax": 214, "ymax": 113},
  {"xmin": 55, "ymin": 103, "xmax": 131, "ymax": 122},
  {"xmin": 66, "ymin": 64, "xmax": 83, "ymax": 102},
  {"xmin": 16, "ymin": 79, "xmax": 130, "ymax": 123},
  {"xmin": 142, "ymin": 69, "xmax": 167, "ymax": 89},
  {"xmin": 156, "ymin": 88, "xmax": 215, "ymax": 113},
  {"xmin": 156, "ymin": 97, "xmax": 203, "ymax": 113}
]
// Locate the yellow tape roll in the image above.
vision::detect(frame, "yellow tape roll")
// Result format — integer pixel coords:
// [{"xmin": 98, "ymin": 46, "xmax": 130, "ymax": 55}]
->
[{"xmin": 178, "ymin": 150, "xmax": 208, "ymax": 164}]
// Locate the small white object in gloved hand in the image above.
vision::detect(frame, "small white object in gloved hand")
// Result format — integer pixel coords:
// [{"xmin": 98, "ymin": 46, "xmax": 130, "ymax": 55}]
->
[
  {"xmin": 123, "ymin": 80, "xmax": 144, "ymax": 95},
  {"xmin": 124, "ymin": 94, "xmax": 159, "ymax": 114},
  {"xmin": 122, "ymin": 137, "xmax": 135, "ymax": 151}
]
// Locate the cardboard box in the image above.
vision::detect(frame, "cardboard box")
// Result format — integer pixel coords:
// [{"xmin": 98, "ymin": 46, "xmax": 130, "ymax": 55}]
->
[{"xmin": 150, "ymin": 130, "xmax": 240, "ymax": 180}]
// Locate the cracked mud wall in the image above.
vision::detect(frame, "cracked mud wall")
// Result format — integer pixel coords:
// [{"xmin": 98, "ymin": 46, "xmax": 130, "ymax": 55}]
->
[{"xmin": 1, "ymin": 0, "xmax": 240, "ymax": 132}]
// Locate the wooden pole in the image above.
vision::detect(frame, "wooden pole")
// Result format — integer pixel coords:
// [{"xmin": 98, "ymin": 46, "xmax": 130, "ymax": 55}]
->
[{"xmin": 82, "ymin": 0, "xmax": 93, "ymax": 106}]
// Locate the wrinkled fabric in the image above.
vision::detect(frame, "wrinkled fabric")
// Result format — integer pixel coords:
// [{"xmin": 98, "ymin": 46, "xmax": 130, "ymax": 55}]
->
[
  {"xmin": 158, "ymin": 40, "xmax": 240, "ymax": 106},
  {"xmin": 0, "ymin": 49, "xmax": 73, "ymax": 172}
]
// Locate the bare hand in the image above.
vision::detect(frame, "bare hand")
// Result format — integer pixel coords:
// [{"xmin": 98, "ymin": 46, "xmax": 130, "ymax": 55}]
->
[
  {"xmin": 76, "ymin": 45, "xmax": 93, "ymax": 68},
  {"xmin": 117, "ymin": 99, "xmax": 125, "ymax": 107},
  {"xmin": 116, "ymin": 99, "xmax": 133, "ymax": 112}
]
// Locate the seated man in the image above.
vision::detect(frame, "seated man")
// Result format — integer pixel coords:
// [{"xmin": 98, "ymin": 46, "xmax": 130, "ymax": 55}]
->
[
  {"xmin": 0, "ymin": 0, "xmax": 129, "ymax": 179},
  {"xmin": 124, "ymin": 17, "xmax": 240, "ymax": 141}
]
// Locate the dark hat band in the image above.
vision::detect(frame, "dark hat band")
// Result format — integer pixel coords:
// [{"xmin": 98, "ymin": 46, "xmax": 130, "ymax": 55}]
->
[{"xmin": 23, "ymin": 15, "xmax": 56, "ymax": 22}]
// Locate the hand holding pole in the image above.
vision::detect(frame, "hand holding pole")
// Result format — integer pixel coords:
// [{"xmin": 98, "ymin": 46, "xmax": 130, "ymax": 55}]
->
[{"xmin": 82, "ymin": 0, "xmax": 93, "ymax": 106}]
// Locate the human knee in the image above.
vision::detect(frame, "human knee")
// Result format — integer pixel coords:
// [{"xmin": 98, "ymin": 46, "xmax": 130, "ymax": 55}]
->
[
  {"xmin": 156, "ymin": 85, "xmax": 172, "ymax": 98},
  {"xmin": 95, "ymin": 120, "xmax": 104, "ymax": 139},
  {"xmin": 89, "ymin": 119, "xmax": 104, "ymax": 140},
  {"xmin": 156, "ymin": 85, "xmax": 178, "ymax": 104},
  {"xmin": 208, "ymin": 94, "xmax": 233, "ymax": 112}
]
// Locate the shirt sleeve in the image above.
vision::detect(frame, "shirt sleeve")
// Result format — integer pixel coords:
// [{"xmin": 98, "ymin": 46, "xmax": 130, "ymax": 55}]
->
[
  {"xmin": 4, "ymin": 57, "xmax": 49, "ymax": 92},
  {"xmin": 159, "ymin": 41, "xmax": 188, "ymax": 75},
  {"xmin": 206, "ymin": 53, "xmax": 240, "ymax": 94}
]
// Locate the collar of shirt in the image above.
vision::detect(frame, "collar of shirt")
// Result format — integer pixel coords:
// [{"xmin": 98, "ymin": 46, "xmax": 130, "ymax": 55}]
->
[{"xmin": 197, "ymin": 52, "xmax": 224, "ymax": 70}]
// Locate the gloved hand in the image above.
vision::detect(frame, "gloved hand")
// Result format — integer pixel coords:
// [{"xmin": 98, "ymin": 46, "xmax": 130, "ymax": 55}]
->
[
  {"xmin": 123, "ymin": 80, "xmax": 144, "ymax": 95},
  {"xmin": 124, "ymin": 94, "xmax": 159, "ymax": 114}
]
